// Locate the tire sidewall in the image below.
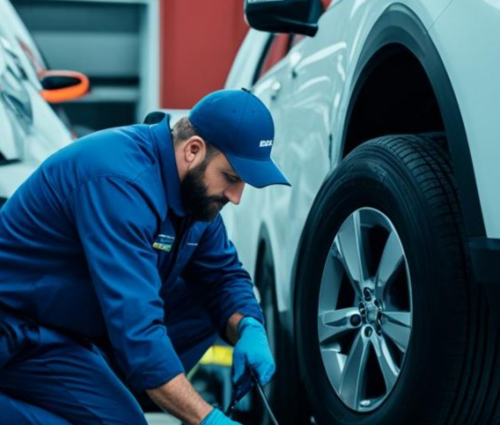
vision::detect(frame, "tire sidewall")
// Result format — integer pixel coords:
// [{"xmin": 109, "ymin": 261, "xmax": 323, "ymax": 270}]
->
[{"xmin": 296, "ymin": 142, "xmax": 464, "ymax": 424}]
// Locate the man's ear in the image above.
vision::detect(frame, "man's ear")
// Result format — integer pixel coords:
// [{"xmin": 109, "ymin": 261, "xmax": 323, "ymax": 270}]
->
[{"xmin": 183, "ymin": 137, "xmax": 207, "ymax": 168}]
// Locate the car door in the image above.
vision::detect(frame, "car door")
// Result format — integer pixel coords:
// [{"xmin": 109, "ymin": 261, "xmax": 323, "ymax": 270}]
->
[
  {"xmin": 225, "ymin": 32, "xmax": 299, "ymax": 308},
  {"xmin": 221, "ymin": 32, "xmax": 294, "ymax": 280},
  {"xmin": 250, "ymin": 33, "xmax": 303, "ymax": 303},
  {"xmin": 269, "ymin": 25, "xmax": 343, "ymax": 263},
  {"xmin": 256, "ymin": 5, "xmax": 354, "ymax": 310},
  {"xmin": 0, "ymin": 36, "xmax": 33, "ymax": 157}
]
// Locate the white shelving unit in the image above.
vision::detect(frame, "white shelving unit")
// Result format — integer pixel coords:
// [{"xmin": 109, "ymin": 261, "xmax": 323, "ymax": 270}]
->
[{"xmin": 12, "ymin": 0, "xmax": 160, "ymax": 130}]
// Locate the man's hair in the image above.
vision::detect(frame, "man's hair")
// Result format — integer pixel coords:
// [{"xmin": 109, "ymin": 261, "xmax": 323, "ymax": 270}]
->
[{"xmin": 172, "ymin": 117, "xmax": 219, "ymax": 160}]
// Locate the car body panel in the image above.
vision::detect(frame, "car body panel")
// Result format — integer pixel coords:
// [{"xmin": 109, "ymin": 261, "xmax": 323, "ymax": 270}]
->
[
  {"xmin": 430, "ymin": 0, "xmax": 500, "ymax": 238},
  {"xmin": 0, "ymin": 0, "xmax": 45, "ymax": 89},
  {"xmin": 225, "ymin": 0, "xmax": 457, "ymax": 318},
  {"xmin": 0, "ymin": 0, "xmax": 73, "ymax": 199}
]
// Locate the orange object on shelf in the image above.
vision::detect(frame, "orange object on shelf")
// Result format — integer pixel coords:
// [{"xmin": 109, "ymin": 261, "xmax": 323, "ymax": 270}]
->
[{"xmin": 39, "ymin": 70, "xmax": 90, "ymax": 104}]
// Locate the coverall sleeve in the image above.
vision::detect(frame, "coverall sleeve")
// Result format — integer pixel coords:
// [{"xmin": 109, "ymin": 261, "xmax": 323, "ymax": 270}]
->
[
  {"xmin": 182, "ymin": 215, "xmax": 264, "ymax": 337},
  {"xmin": 65, "ymin": 175, "xmax": 184, "ymax": 392}
]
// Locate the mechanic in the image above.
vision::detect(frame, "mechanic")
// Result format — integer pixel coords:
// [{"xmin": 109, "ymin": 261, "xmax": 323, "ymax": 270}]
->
[{"xmin": 0, "ymin": 89, "xmax": 290, "ymax": 424}]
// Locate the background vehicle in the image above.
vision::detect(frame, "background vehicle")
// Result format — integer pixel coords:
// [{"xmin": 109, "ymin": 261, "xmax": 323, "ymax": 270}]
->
[
  {"xmin": 0, "ymin": 0, "xmax": 89, "ymax": 205},
  {"xmin": 222, "ymin": 0, "xmax": 500, "ymax": 423}
]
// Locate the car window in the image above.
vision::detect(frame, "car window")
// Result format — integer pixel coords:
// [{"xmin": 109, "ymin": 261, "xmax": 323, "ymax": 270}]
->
[{"xmin": 253, "ymin": 34, "xmax": 292, "ymax": 84}]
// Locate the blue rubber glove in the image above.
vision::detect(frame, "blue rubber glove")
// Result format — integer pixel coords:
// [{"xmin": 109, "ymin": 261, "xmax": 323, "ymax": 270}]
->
[
  {"xmin": 200, "ymin": 408, "xmax": 241, "ymax": 425},
  {"xmin": 232, "ymin": 316, "xmax": 276, "ymax": 388}
]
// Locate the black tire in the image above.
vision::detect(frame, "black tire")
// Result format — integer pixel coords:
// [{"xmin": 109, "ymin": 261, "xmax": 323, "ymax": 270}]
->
[{"xmin": 295, "ymin": 134, "xmax": 500, "ymax": 424}]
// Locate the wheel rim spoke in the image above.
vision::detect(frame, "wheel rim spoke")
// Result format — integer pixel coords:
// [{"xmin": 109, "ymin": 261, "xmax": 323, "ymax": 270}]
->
[
  {"xmin": 375, "ymin": 230, "xmax": 404, "ymax": 299},
  {"xmin": 320, "ymin": 348, "xmax": 344, "ymax": 386},
  {"xmin": 381, "ymin": 311, "xmax": 411, "ymax": 352},
  {"xmin": 339, "ymin": 332, "xmax": 370, "ymax": 409},
  {"xmin": 320, "ymin": 248, "xmax": 343, "ymax": 309},
  {"xmin": 370, "ymin": 334, "xmax": 399, "ymax": 390},
  {"xmin": 318, "ymin": 307, "xmax": 360, "ymax": 344},
  {"xmin": 335, "ymin": 211, "xmax": 368, "ymax": 296}
]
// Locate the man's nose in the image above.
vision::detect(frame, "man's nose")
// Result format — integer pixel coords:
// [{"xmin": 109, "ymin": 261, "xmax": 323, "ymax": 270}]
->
[{"xmin": 224, "ymin": 181, "xmax": 245, "ymax": 205}]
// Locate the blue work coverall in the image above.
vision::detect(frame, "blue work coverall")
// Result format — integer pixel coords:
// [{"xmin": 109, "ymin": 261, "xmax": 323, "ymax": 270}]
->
[{"xmin": 0, "ymin": 116, "xmax": 263, "ymax": 424}]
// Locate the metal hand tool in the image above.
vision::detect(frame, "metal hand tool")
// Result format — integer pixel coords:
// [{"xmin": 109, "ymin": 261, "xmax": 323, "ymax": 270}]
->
[
  {"xmin": 251, "ymin": 370, "xmax": 279, "ymax": 425},
  {"xmin": 225, "ymin": 370, "xmax": 279, "ymax": 424}
]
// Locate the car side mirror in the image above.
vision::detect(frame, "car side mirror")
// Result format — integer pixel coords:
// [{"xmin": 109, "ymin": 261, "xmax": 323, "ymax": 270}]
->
[
  {"xmin": 244, "ymin": 0, "xmax": 323, "ymax": 37},
  {"xmin": 39, "ymin": 70, "xmax": 90, "ymax": 104}
]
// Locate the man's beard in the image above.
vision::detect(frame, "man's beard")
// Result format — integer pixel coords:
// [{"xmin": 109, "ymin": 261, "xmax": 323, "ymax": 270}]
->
[{"xmin": 180, "ymin": 161, "xmax": 229, "ymax": 222}]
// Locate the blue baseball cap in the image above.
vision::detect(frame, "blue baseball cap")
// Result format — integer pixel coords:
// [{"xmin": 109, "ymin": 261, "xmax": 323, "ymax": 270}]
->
[{"xmin": 188, "ymin": 89, "xmax": 290, "ymax": 188}]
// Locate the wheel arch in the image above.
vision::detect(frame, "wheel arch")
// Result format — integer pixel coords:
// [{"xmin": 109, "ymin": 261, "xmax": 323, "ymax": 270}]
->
[{"xmin": 341, "ymin": 3, "xmax": 484, "ymax": 238}]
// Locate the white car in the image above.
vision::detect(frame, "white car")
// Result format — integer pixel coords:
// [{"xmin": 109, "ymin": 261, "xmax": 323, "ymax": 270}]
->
[
  {"xmin": 0, "ymin": 0, "xmax": 89, "ymax": 204},
  {"xmin": 222, "ymin": 0, "xmax": 500, "ymax": 423}
]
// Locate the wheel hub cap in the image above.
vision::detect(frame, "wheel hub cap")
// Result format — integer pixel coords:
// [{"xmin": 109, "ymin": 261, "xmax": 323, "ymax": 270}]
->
[{"xmin": 364, "ymin": 301, "xmax": 380, "ymax": 324}]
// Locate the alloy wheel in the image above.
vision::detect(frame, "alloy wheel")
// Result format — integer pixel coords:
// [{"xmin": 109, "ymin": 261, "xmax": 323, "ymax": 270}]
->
[{"xmin": 317, "ymin": 207, "xmax": 412, "ymax": 412}]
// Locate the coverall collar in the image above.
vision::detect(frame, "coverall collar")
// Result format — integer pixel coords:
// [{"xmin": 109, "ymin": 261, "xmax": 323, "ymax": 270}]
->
[{"xmin": 150, "ymin": 115, "xmax": 186, "ymax": 217}]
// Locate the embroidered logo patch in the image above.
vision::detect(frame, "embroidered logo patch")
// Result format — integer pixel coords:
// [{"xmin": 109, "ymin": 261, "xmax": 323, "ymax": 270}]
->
[
  {"xmin": 259, "ymin": 139, "xmax": 273, "ymax": 148},
  {"xmin": 153, "ymin": 234, "xmax": 175, "ymax": 252}
]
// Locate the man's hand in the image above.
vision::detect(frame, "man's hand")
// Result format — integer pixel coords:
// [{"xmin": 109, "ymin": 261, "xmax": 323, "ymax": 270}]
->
[
  {"xmin": 232, "ymin": 316, "xmax": 275, "ymax": 388},
  {"xmin": 200, "ymin": 408, "xmax": 242, "ymax": 425}
]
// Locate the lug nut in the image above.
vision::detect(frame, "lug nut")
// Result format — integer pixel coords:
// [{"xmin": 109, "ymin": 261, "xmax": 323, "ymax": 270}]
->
[
  {"xmin": 350, "ymin": 314, "xmax": 362, "ymax": 327},
  {"xmin": 364, "ymin": 326, "xmax": 373, "ymax": 337},
  {"xmin": 363, "ymin": 288, "xmax": 372, "ymax": 301}
]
